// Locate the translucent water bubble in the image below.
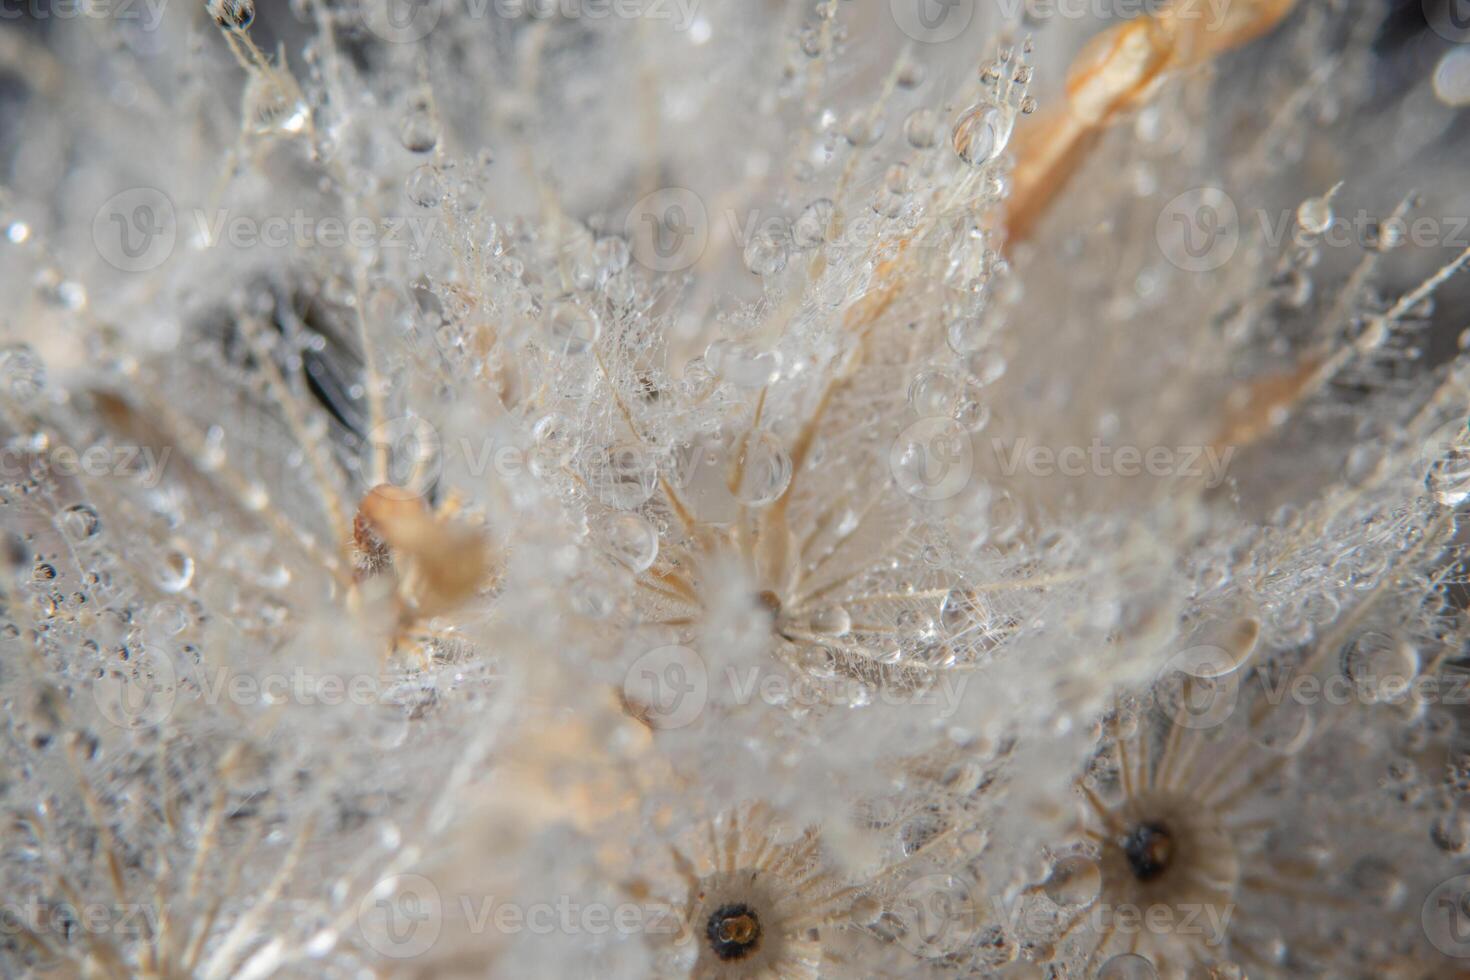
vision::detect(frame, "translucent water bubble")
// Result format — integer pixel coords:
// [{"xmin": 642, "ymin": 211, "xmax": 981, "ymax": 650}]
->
[
  {"xmin": 1296, "ymin": 196, "xmax": 1333, "ymax": 236},
  {"xmin": 595, "ymin": 444, "xmax": 657, "ymax": 509},
  {"xmin": 1097, "ymin": 954, "xmax": 1159, "ymax": 980},
  {"xmin": 743, "ymin": 227, "xmax": 790, "ymax": 276},
  {"xmin": 946, "ymin": 315, "xmax": 991, "ymax": 355},
  {"xmin": 1043, "ymin": 854, "xmax": 1100, "ymax": 907},
  {"xmin": 57, "ymin": 504, "xmax": 101, "ymax": 541},
  {"xmin": 603, "ymin": 513, "xmax": 658, "ymax": 572},
  {"xmin": 707, "ymin": 340, "xmax": 782, "ymax": 388},
  {"xmin": 952, "ymin": 103, "xmax": 1013, "ymax": 166},
  {"xmin": 954, "ymin": 390, "xmax": 991, "ymax": 432},
  {"xmin": 904, "ymin": 108, "xmax": 939, "ymax": 149},
  {"xmin": 965, "ymin": 346, "xmax": 1008, "ymax": 386},
  {"xmin": 733, "ymin": 432, "xmax": 793, "ymax": 507},
  {"xmin": 1434, "ymin": 48, "xmax": 1470, "ymax": 108},
  {"xmin": 1340, "ymin": 631, "xmax": 1419, "ymax": 703},
  {"xmin": 155, "ymin": 548, "xmax": 195, "ymax": 593},
  {"xmin": 545, "ymin": 301, "xmax": 600, "ymax": 356},
  {"xmin": 908, "ymin": 368, "xmax": 961, "ymax": 416},
  {"xmin": 1427, "ymin": 438, "xmax": 1470, "ymax": 506},
  {"xmin": 807, "ymin": 603, "xmax": 851, "ymax": 637},
  {"xmin": 399, "ymin": 108, "xmax": 439, "ymax": 153},
  {"xmin": 793, "ymin": 198, "xmax": 836, "ymax": 249},
  {"xmin": 405, "ymin": 164, "xmax": 444, "ymax": 208},
  {"xmin": 0, "ymin": 345, "xmax": 46, "ymax": 404}
]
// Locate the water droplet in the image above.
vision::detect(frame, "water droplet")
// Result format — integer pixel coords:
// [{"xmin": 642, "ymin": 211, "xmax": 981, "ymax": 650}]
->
[
  {"xmin": 793, "ymin": 199, "xmax": 836, "ymax": 249},
  {"xmin": 707, "ymin": 340, "xmax": 782, "ymax": 388},
  {"xmin": 743, "ymin": 227, "xmax": 790, "ymax": 276},
  {"xmin": 1340, "ymin": 631, "xmax": 1418, "ymax": 703},
  {"xmin": 952, "ymin": 103, "xmax": 1013, "ymax": 166},
  {"xmin": 904, "ymin": 108, "xmax": 939, "ymax": 149},
  {"xmin": 1043, "ymin": 854, "xmax": 1100, "ymax": 907},
  {"xmin": 545, "ymin": 301, "xmax": 600, "ymax": 356},
  {"xmin": 603, "ymin": 513, "xmax": 658, "ymax": 572},
  {"xmin": 57, "ymin": 504, "xmax": 101, "ymax": 540},
  {"xmin": 595, "ymin": 444, "xmax": 657, "ymax": 509},
  {"xmin": 1434, "ymin": 48, "xmax": 1470, "ymax": 108},
  {"xmin": 155, "ymin": 549, "xmax": 196, "ymax": 593},
  {"xmin": 1097, "ymin": 954, "xmax": 1159, "ymax": 980},
  {"xmin": 0, "ymin": 345, "xmax": 46, "ymax": 404},
  {"xmin": 807, "ymin": 603, "xmax": 851, "ymax": 637},
  {"xmin": 405, "ymin": 164, "xmax": 444, "ymax": 208},
  {"xmin": 733, "ymin": 432, "xmax": 792, "ymax": 507},
  {"xmin": 908, "ymin": 368, "xmax": 961, "ymax": 416},
  {"xmin": 399, "ymin": 108, "xmax": 439, "ymax": 153},
  {"xmin": 1296, "ymin": 196, "xmax": 1333, "ymax": 236}
]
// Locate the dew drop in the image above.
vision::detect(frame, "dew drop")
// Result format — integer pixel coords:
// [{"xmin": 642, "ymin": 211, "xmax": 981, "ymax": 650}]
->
[
  {"xmin": 908, "ymin": 368, "xmax": 961, "ymax": 416},
  {"xmin": 603, "ymin": 513, "xmax": 658, "ymax": 573},
  {"xmin": 399, "ymin": 108, "xmax": 440, "ymax": 153},
  {"xmin": 1295, "ymin": 196, "xmax": 1333, "ymax": 236},
  {"xmin": 707, "ymin": 340, "xmax": 782, "ymax": 388},
  {"xmin": 903, "ymin": 108, "xmax": 939, "ymax": 149},
  {"xmin": 1097, "ymin": 954, "xmax": 1159, "ymax": 980},
  {"xmin": 952, "ymin": 103, "xmax": 1013, "ymax": 166},
  {"xmin": 743, "ymin": 227, "xmax": 790, "ymax": 277},
  {"xmin": 545, "ymin": 301, "xmax": 601, "ymax": 356},
  {"xmin": 405, "ymin": 164, "xmax": 444, "ymax": 208},
  {"xmin": 793, "ymin": 199, "xmax": 836, "ymax": 249},
  {"xmin": 155, "ymin": 549, "xmax": 196, "ymax": 593},
  {"xmin": 0, "ymin": 345, "xmax": 46, "ymax": 404},
  {"xmin": 807, "ymin": 603, "xmax": 851, "ymax": 637},
  {"xmin": 1042, "ymin": 854, "xmax": 1100, "ymax": 907},
  {"xmin": 733, "ymin": 432, "xmax": 793, "ymax": 507}
]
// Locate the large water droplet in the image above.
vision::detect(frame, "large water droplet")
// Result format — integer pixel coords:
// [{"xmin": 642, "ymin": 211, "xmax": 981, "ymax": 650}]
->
[
  {"xmin": 952, "ymin": 103, "xmax": 1013, "ymax": 166},
  {"xmin": 733, "ymin": 432, "xmax": 792, "ymax": 507}
]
